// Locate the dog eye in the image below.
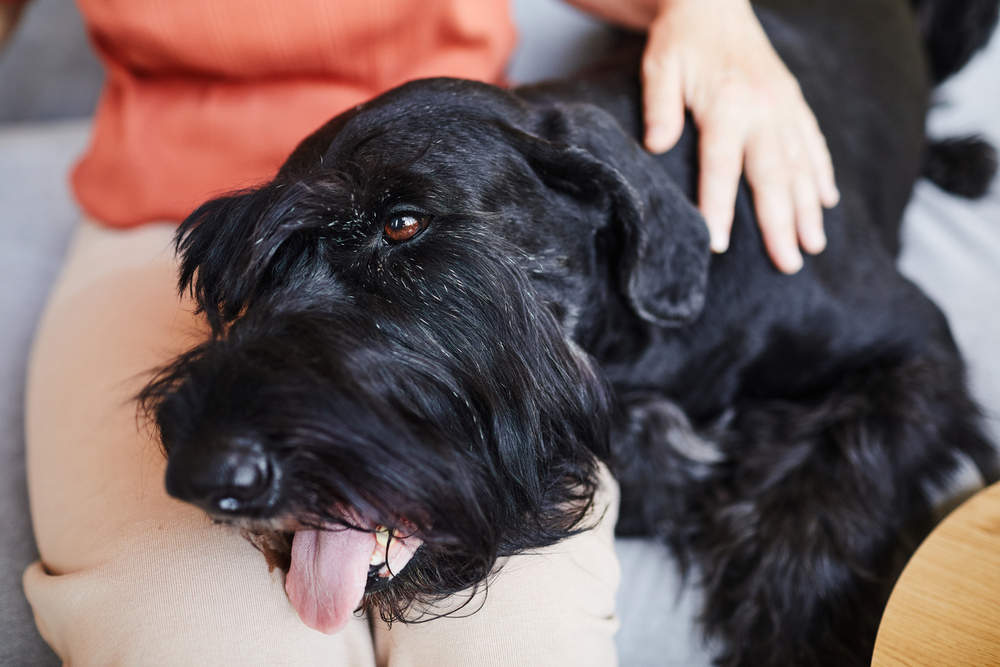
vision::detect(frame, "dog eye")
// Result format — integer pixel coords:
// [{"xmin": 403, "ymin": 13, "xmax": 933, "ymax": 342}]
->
[{"xmin": 383, "ymin": 214, "xmax": 429, "ymax": 243}]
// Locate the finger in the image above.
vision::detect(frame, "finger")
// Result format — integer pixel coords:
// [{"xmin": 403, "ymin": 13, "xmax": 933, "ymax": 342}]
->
[
  {"xmin": 744, "ymin": 130, "xmax": 801, "ymax": 273},
  {"xmin": 799, "ymin": 110, "xmax": 840, "ymax": 208},
  {"xmin": 791, "ymin": 160, "xmax": 827, "ymax": 255},
  {"xmin": 697, "ymin": 107, "xmax": 749, "ymax": 253},
  {"xmin": 642, "ymin": 55, "xmax": 686, "ymax": 154},
  {"xmin": 782, "ymin": 124, "xmax": 827, "ymax": 255}
]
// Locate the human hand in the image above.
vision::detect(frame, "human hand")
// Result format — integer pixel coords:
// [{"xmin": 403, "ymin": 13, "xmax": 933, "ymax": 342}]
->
[{"xmin": 642, "ymin": 0, "xmax": 839, "ymax": 273}]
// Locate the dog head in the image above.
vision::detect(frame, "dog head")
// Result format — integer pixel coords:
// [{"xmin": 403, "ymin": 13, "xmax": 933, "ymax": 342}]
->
[{"xmin": 140, "ymin": 78, "xmax": 709, "ymax": 632}]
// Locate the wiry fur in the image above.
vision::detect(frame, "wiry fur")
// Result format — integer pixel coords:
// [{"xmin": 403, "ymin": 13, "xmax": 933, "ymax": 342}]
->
[
  {"xmin": 923, "ymin": 135, "xmax": 999, "ymax": 198},
  {"xmin": 141, "ymin": 0, "xmax": 999, "ymax": 663},
  {"xmin": 910, "ymin": 0, "xmax": 1000, "ymax": 82},
  {"xmin": 141, "ymin": 151, "xmax": 613, "ymax": 621}
]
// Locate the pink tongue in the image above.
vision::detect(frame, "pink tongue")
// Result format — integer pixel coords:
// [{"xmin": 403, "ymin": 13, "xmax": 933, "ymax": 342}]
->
[{"xmin": 285, "ymin": 524, "xmax": 377, "ymax": 634}]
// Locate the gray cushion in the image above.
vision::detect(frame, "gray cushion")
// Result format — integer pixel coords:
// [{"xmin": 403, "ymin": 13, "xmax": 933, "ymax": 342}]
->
[
  {"xmin": 0, "ymin": 0, "xmax": 998, "ymax": 665},
  {"xmin": 0, "ymin": 0, "xmax": 102, "ymax": 123},
  {"xmin": 0, "ymin": 119, "xmax": 88, "ymax": 667}
]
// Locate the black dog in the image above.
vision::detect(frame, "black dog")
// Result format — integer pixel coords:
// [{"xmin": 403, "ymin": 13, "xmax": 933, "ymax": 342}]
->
[{"xmin": 141, "ymin": 0, "xmax": 1000, "ymax": 663}]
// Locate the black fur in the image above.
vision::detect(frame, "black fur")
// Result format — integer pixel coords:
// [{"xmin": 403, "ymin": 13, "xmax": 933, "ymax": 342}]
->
[
  {"xmin": 140, "ymin": 0, "xmax": 1000, "ymax": 664},
  {"xmin": 911, "ymin": 0, "xmax": 1000, "ymax": 82},
  {"xmin": 923, "ymin": 135, "xmax": 999, "ymax": 197},
  {"xmin": 142, "ymin": 143, "xmax": 613, "ymax": 618}
]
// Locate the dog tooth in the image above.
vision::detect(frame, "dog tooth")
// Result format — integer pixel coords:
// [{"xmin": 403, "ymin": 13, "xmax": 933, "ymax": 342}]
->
[{"xmin": 374, "ymin": 525, "xmax": 389, "ymax": 548}]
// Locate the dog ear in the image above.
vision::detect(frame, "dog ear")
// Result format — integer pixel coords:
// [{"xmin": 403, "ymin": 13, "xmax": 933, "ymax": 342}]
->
[
  {"xmin": 177, "ymin": 107, "xmax": 369, "ymax": 334},
  {"xmin": 506, "ymin": 102, "xmax": 710, "ymax": 326},
  {"xmin": 177, "ymin": 180, "xmax": 320, "ymax": 335},
  {"xmin": 174, "ymin": 188, "xmax": 270, "ymax": 334}
]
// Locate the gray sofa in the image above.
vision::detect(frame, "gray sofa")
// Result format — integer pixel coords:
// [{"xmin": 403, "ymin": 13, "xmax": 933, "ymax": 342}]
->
[{"xmin": 2, "ymin": 1, "xmax": 998, "ymax": 665}]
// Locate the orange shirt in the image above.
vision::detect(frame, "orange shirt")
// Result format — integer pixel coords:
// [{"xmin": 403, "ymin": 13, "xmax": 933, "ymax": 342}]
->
[{"xmin": 72, "ymin": 0, "xmax": 515, "ymax": 227}]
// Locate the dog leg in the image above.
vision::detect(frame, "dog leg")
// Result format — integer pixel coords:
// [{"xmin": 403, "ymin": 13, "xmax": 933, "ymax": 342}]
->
[
  {"xmin": 612, "ymin": 391, "xmax": 722, "ymax": 547},
  {"xmin": 671, "ymin": 355, "xmax": 996, "ymax": 667}
]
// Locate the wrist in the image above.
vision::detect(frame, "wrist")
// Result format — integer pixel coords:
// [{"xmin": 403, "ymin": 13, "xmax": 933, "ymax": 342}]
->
[{"xmin": 655, "ymin": 0, "xmax": 754, "ymax": 21}]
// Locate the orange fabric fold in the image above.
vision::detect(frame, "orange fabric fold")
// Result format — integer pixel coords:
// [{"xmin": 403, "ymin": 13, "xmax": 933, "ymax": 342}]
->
[{"xmin": 72, "ymin": 0, "xmax": 515, "ymax": 227}]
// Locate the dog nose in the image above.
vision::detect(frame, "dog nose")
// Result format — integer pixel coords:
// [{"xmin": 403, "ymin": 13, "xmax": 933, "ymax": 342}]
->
[{"xmin": 165, "ymin": 437, "xmax": 279, "ymax": 516}]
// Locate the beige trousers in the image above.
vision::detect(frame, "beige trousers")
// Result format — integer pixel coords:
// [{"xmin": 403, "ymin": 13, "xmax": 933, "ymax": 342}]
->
[{"xmin": 24, "ymin": 219, "xmax": 621, "ymax": 667}]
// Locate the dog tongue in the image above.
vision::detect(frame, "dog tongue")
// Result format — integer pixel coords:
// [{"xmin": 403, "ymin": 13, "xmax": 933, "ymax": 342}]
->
[{"xmin": 286, "ymin": 524, "xmax": 376, "ymax": 634}]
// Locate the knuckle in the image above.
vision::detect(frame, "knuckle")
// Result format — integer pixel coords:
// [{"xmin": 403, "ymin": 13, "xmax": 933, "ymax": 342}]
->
[
  {"xmin": 748, "ymin": 149, "xmax": 789, "ymax": 183},
  {"xmin": 757, "ymin": 184, "xmax": 794, "ymax": 220},
  {"xmin": 702, "ymin": 144, "xmax": 741, "ymax": 177},
  {"xmin": 641, "ymin": 56, "xmax": 669, "ymax": 80},
  {"xmin": 750, "ymin": 84, "xmax": 779, "ymax": 112},
  {"xmin": 796, "ymin": 196, "xmax": 822, "ymax": 225},
  {"xmin": 781, "ymin": 72, "xmax": 804, "ymax": 98},
  {"xmin": 785, "ymin": 136, "xmax": 811, "ymax": 167}
]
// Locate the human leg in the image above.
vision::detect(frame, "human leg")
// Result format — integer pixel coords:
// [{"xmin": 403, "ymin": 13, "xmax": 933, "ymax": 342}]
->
[
  {"xmin": 373, "ymin": 464, "xmax": 621, "ymax": 667},
  {"xmin": 24, "ymin": 219, "xmax": 374, "ymax": 667},
  {"xmin": 25, "ymin": 218, "xmax": 621, "ymax": 667}
]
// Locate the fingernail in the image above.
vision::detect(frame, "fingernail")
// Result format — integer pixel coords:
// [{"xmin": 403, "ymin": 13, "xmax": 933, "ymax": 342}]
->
[
  {"xmin": 646, "ymin": 126, "xmax": 671, "ymax": 153},
  {"xmin": 780, "ymin": 246, "xmax": 804, "ymax": 273},
  {"xmin": 824, "ymin": 184, "xmax": 841, "ymax": 207},
  {"xmin": 709, "ymin": 229, "xmax": 730, "ymax": 254},
  {"xmin": 803, "ymin": 227, "xmax": 827, "ymax": 254}
]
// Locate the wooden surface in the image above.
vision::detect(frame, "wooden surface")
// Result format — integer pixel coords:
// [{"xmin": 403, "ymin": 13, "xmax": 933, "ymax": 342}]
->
[{"xmin": 872, "ymin": 482, "xmax": 1000, "ymax": 666}]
